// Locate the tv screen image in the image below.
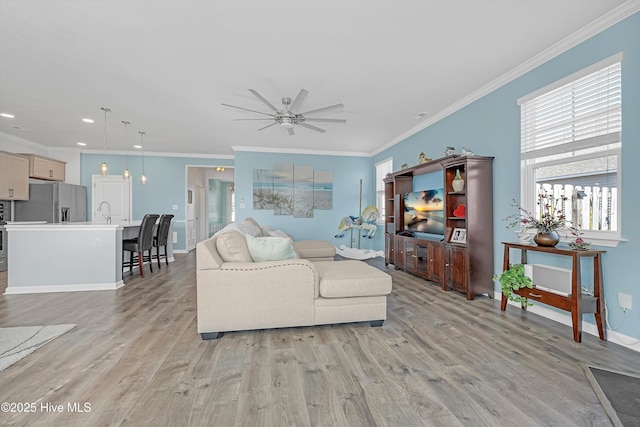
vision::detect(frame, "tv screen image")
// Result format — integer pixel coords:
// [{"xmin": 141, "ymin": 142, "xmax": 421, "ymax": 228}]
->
[{"xmin": 403, "ymin": 188, "xmax": 445, "ymax": 235}]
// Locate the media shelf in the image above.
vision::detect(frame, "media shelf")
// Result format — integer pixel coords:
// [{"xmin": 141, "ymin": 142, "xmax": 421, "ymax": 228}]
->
[{"xmin": 384, "ymin": 155, "xmax": 494, "ymax": 299}]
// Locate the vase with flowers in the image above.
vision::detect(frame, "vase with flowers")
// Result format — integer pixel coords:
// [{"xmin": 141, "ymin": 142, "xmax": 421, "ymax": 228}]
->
[
  {"xmin": 568, "ymin": 226, "xmax": 591, "ymax": 251},
  {"xmin": 503, "ymin": 189, "xmax": 568, "ymax": 247}
]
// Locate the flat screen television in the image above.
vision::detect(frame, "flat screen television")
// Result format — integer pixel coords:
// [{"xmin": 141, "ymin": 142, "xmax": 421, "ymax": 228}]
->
[{"xmin": 403, "ymin": 188, "xmax": 445, "ymax": 235}]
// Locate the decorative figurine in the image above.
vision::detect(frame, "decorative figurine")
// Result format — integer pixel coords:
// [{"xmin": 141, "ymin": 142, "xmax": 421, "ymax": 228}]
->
[
  {"xmin": 445, "ymin": 146, "xmax": 456, "ymax": 156},
  {"xmin": 418, "ymin": 152, "xmax": 431, "ymax": 164}
]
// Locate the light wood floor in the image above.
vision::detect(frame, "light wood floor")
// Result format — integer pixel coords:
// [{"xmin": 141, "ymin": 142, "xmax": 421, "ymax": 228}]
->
[{"xmin": 1, "ymin": 252, "xmax": 638, "ymax": 427}]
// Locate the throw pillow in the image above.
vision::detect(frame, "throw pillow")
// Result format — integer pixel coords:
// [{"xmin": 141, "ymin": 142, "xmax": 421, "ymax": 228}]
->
[
  {"xmin": 245, "ymin": 234, "xmax": 299, "ymax": 262},
  {"xmin": 267, "ymin": 229, "xmax": 294, "ymax": 241},
  {"xmin": 244, "ymin": 217, "xmax": 262, "ymax": 236},
  {"xmin": 216, "ymin": 231, "xmax": 253, "ymax": 263}
]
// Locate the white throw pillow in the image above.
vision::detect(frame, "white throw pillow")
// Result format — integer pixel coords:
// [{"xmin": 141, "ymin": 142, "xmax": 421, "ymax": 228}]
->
[{"xmin": 245, "ymin": 235, "xmax": 298, "ymax": 262}]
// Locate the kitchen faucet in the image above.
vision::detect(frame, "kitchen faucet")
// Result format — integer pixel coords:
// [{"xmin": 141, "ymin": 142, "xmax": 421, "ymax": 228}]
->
[{"xmin": 97, "ymin": 201, "xmax": 112, "ymax": 225}]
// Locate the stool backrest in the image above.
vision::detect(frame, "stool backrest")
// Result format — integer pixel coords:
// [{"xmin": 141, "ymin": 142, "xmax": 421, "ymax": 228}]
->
[
  {"xmin": 156, "ymin": 214, "xmax": 174, "ymax": 247},
  {"xmin": 138, "ymin": 214, "xmax": 160, "ymax": 251}
]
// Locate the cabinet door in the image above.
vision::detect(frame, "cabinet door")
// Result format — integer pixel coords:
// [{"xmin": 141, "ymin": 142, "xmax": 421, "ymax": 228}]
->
[
  {"xmin": 403, "ymin": 239, "xmax": 417, "ymax": 273},
  {"xmin": 4, "ymin": 154, "xmax": 29, "ymax": 200},
  {"xmin": 445, "ymin": 245, "xmax": 467, "ymax": 293},
  {"xmin": 0, "ymin": 154, "xmax": 9, "ymax": 199},
  {"xmin": 394, "ymin": 237, "xmax": 406, "ymax": 270},
  {"xmin": 384, "ymin": 233, "xmax": 395, "ymax": 266},
  {"xmin": 32, "ymin": 157, "xmax": 65, "ymax": 181},
  {"xmin": 426, "ymin": 243, "xmax": 444, "ymax": 283},
  {"xmin": 415, "ymin": 241, "xmax": 429, "ymax": 277}
]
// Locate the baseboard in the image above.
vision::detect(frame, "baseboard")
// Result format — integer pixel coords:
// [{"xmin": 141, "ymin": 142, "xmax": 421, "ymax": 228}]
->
[
  {"xmin": 172, "ymin": 250, "xmax": 188, "ymax": 254},
  {"xmin": 3, "ymin": 280, "xmax": 125, "ymax": 295},
  {"xmin": 502, "ymin": 293, "xmax": 640, "ymax": 353}
]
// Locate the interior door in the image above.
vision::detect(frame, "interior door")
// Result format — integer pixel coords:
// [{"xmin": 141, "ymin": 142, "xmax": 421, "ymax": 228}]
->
[{"xmin": 91, "ymin": 175, "xmax": 132, "ymax": 224}]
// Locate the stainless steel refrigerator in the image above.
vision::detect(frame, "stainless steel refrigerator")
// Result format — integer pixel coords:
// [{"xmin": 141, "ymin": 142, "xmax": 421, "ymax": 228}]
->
[{"xmin": 14, "ymin": 182, "xmax": 87, "ymax": 223}]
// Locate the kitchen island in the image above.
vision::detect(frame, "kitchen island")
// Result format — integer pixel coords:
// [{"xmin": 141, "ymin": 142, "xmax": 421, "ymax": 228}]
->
[{"xmin": 4, "ymin": 221, "xmax": 173, "ymax": 294}]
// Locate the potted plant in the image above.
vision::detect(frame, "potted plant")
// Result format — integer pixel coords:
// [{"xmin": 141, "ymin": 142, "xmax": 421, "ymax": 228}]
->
[
  {"xmin": 493, "ymin": 263, "xmax": 533, "ymax": 306},
  {"xmin": 502, "ymin": 189, "xmax": 568, "ymax": 247}
]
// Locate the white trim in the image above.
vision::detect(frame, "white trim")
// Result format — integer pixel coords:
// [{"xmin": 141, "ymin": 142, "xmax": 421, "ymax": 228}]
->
[
  {"xmin": 82, "ymin": 148, "xmax": 234, "ymax": 159},
  {"xmin": 501, "ymin": 292, "xmax": 640, "ymax": 353},
  {"xmin": 231, "ymin": 145, "xmax": 371, "ymax": 157},
  {"xmin": 4, "ymin": 281, "xmax": 125, "ymax": 295},
  {"xmin": 373, "ymin": 3, "xmax": 640, "ymax": 156},
  {"xmin": 517, "ymin": 51, "xmax": 625, "ymax": 105}
]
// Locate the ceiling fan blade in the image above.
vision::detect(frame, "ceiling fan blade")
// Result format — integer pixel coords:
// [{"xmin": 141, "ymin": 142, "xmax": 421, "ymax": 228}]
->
[
  {"xmin": 257, "ymin": 122, "xmax": 278, "ymax": 131},
  {"xmin": 301, "ymin": 103, "xmax": 344, "ymax": 116},
  {"xmin": 297, "ymin": 122, "xmax": 326, "ymax": 133},
  {"xmin": 249, "ymin": 89, "xmax": 279, "ymax": 112},
  {"xmin": 232, "ymin": 118, "xmax": 275, "ymax": 121},
  {"xmin": 289, "ymin": 89, "xmax": 309, "ymax": 112},
  {"xmin": 287, "ymin": 127, "xmax": 295, "ymax": 136},
  {"xmin": 303, "ymin": 118, "xmax": 347, "ymax": 124},
  {"xmin": 221, "ymin": 103, "xmax": 274, "ymax": 117}
]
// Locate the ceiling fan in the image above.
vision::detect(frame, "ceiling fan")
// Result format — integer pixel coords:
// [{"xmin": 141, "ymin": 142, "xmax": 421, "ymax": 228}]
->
[{"xmin": 222, "ymin": 89, "xmax": 346, "ymax": 135}]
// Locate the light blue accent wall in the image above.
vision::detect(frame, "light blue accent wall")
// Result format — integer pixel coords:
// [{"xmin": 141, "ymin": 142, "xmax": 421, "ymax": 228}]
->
[
  {"xmin": 234, "ymin": 151, "xmax": 381, "ymax": 249},
  {"xmin": 81, "ymin": 153, "xmax": 233, "ymax": 251},
  {"xmin": 373, "ymin": 12, "xmax": 640, "ymax": 338}
]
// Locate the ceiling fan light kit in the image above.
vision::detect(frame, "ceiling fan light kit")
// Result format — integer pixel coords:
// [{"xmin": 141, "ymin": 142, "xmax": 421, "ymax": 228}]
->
[{"xmin": 223, "ymin": 88, "xmax": 346, "ymax": 136}]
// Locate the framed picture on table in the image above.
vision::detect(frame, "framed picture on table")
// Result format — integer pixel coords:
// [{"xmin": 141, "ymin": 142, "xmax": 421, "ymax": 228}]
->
[{"xmin": 450, "ymin": 227, "xmax": 467, "ymax": 243}]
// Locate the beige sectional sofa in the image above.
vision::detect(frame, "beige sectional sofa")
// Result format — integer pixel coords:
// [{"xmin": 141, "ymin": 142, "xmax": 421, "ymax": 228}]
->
[{"xmin": 196, "ymin": 230, "xmax": 392, "ymax": 339}]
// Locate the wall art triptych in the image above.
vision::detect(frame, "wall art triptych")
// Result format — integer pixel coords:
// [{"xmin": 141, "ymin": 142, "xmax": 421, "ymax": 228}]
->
[{"xmin": 253, "ymin": 163, "xmax": 333, "ymax": 218}]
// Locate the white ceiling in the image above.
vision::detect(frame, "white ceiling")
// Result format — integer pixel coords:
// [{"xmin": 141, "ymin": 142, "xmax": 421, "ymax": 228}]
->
[{"xmin": 0, "ymin": 0, "xmax": 635, "ymax": 157}]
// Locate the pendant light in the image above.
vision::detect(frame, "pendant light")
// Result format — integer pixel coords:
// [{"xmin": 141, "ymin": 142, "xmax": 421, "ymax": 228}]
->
[
  {"xmin": 138, "ymin": 130, "xmax": 147, "ymax": 184},
  {"xmin": 122, "ymin": 120, "xmax": 130, "ymax": 180},
  {"xmin": 100, "ymin": 107, "xmax": 111, "ymax": 175}
]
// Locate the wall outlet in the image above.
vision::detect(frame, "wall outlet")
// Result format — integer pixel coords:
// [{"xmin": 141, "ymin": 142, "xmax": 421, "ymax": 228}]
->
[
  {"xmin": 93, "ymin": 238, "xmax": 101, "ymax": 248},
  {"xmin": 618, "ymin": 293, "xmax": 632, "ymax": 311}
]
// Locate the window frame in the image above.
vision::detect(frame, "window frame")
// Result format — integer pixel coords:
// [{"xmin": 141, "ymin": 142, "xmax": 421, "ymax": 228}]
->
[
  {"xmin": 518, "ymin": 53, "xmax": 624, "ymax": 247},
  {"xmin": 375, "ymin": 157, "xmax": 393, "ymax": 225}
]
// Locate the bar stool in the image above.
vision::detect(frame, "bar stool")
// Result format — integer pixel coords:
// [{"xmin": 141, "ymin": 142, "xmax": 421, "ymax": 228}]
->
[
  {"xmin": 123, "ymin": 214, "xmax": 159, "ymax": 277},
  {"xmin": 153, "ymin": 214, "xmax": 174, "ymax": 268}
]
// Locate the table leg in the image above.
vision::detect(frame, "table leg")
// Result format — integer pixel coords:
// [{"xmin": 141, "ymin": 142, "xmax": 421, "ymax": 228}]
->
[
  {"xmin": 571, "ymin": 254, "xmax": 582, "ymax": 342},
  {"xmin": 500, "ymin": 245, "xmax": 510, "ymax": 311},
  {"xmin": 593, "ymin": 254, "xmax": 606, "ymax": 340}
]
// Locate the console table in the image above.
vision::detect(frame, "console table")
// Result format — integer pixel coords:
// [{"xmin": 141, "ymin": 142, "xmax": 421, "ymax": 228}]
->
[{"xmin": 499, "ymin": 242, "xmax": 606, "ymax": 343}]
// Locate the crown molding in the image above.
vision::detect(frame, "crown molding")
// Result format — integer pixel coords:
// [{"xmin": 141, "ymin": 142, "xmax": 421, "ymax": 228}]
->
[
  {"xmin": 74, "ymin": 148, "xmax": 234, "ymax": 160},
  {"xmin": 372, "ymin": 2, "xmax": 640, "ymax": 156},
  {"xmin": 231, "ymin": 145, "xmax": 371, "ymax": 157}
]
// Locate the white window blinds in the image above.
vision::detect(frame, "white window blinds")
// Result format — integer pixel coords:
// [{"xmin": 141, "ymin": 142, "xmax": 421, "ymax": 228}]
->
[
  {"xmin": 519, "ymin": 53, "xmax": 622, "ymax": 159},
  {"xmin": 375, "ymin": 158, "xmax": 393, "ymax": 191}
]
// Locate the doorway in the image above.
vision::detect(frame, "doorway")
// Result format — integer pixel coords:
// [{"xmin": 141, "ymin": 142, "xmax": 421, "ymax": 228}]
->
[{"xmin": 186, "ymin": 166, "xmax": 234, "ymax": 250}]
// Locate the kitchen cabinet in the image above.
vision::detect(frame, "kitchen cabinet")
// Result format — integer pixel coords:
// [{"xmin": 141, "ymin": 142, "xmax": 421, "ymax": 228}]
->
[
  {"xmin": 21, "ymin": 154, "xmax": 66, "ymax": 181},
  {"xmin": 0, "ymin": 151, "xmax": 29, "ymax": 200}
]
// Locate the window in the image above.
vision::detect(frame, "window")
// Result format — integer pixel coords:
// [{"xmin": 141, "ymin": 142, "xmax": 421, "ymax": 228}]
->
[
  {"xmin": 518, "ymin": 52, "xmax": 623, "ymax": 245},
  {"xmin": 375, "ymin": 157, "xmax": 393, "ymax": 224}
]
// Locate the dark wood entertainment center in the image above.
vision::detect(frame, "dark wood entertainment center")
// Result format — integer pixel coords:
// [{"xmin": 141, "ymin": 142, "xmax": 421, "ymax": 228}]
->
[{"xmin": 384, "ymin": 155, "xmax": 494, "ymax": 299}]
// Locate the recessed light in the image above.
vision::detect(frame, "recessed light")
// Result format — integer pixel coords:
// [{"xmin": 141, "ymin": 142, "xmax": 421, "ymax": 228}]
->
[
  {"xmin": 77, "ymin": 142, "xmax": 87, "ymax": 146},
  {"xmin": 82, "ymin": 118, "xmax": 94, "ymax": 123},
  {"xmin": 414, "ymin": 112, "xmax": 430, "ymax": 120},
  {"xmin": 133, "ymin": 145, "xmax": 142, "ymax": 149},
  {"xmin": 1, "ymin": 113, "xmax": 15, "ymax": 119}
]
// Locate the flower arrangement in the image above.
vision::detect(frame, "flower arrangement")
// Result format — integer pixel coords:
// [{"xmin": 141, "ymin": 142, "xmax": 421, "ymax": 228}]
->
[
  {"xmin": 568, "ymin": 226, "xmax": 591, "ymax": 251},
  {"xmin": 503, "ymin": 189, "xmax": 568, "ymax": 234}
]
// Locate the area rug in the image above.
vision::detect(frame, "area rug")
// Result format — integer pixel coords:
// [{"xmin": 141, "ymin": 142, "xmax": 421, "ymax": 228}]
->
[
  {"xmin": 0, "ymin": 324, "xmax": 76, "ymax": 372},
  {"xmin": 581, "ymin": 363, "xmax": 640, "ymax": 427}
]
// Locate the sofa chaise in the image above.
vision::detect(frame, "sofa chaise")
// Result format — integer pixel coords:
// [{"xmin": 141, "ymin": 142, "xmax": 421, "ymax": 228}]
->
[{"xmin": 196, "ymin": 230, "xmax": 392, "ymax": 339}]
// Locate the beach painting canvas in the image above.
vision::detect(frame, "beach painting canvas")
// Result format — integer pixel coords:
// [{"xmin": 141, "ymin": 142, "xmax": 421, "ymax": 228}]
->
[
  {"xmin": 294, "ymin": 165, "xmax": 314, "ymax": 218},
  {"xmin": 313, "ymin": 170, "xmax": 333, "ymax": 210},
  {"xmin": 273, "ymin": 163, "xmax": 294, "ymax": 215},
  {"xmin": 403, "ymin": 188, "xmax": 445, "ymax": 235},
  {"xmin": 253, "ymin": 169, "xmax": 274, "ymax": 210}
]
